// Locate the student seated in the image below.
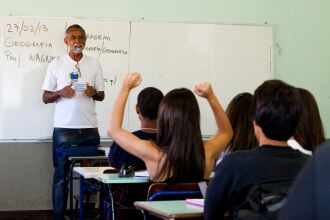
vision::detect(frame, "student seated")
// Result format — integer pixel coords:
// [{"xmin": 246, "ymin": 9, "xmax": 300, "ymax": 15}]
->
[
  {"xmin": 204, "ymin": 80, "xmax": 311, "ymax": 220},
  {"xmin": 108, "ymin": 87, "xmax": 164, "ymax": 170},
  {"xmin": 108, "ymin": 87, "xmax": 164, "ymax": 220},
  {"xmin": 107, "ymin": 72, "xmax": 233, "ymax": 182},
  {"xmin": 216, "ymin": 92, "xmax": 258, "ymax": 165},
  {"xmin": 290, "ymin": 88, "xmax": 325, "ymax": 153},
  {"xmin": 278, "ymin": 140, "xmax": 330, "ymax": 220}
]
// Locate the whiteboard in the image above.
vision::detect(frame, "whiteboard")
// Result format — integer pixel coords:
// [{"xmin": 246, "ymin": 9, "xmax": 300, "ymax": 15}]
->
[
  {"xmin": 129, "ymin": 22, "xmax": 273, "ymax": 136},
  {"xmin": 0, "ymin": 17, "xmax": 273, "ymax": 140}
]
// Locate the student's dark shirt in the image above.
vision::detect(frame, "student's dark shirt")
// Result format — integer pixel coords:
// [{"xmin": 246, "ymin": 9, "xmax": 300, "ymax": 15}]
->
[
  {"xmin": 108, "ymin": 130, "xmax": 156, "ymax": 170},
  {"xmin": 278, "ymin": 141, "xmax": 330, "ymax": 220},
  {"xmin": 204, "ymin": 145, "xmax": 311, "ymax": 220}
]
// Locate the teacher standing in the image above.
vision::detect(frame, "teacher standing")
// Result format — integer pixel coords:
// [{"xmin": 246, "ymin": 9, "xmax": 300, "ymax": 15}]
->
[{"xmin": 42, "ymin": 24, "xmax": 104, "ymax": 220}]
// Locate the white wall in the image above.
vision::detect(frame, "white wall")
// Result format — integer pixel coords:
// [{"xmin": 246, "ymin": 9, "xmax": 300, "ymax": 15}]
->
[
  {"xmin": 0, "ymin": 141, "xmax": 110, "ymax": 211},
  {"xmin": 0, "ymin": 142, "xmax": 53, "ymax": 210}
]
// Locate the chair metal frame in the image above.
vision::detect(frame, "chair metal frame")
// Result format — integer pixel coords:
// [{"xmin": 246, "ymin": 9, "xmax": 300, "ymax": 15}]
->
[{"xmin": 147, "ymin": 182, "xmax": 203, "ymax": 201}]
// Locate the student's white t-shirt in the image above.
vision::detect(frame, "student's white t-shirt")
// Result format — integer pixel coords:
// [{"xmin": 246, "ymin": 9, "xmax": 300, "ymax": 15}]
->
[
  {"xmin": 42, "ymin": 54, "xmax": 104, "ymax": 128},
  {"xmin": 287, "ymin": 139, "xmax": 312, "ymax": 155}
]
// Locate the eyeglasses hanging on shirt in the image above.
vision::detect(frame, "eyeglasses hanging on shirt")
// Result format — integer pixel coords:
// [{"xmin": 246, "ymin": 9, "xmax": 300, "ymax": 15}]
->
[
  {"xmin": 75, "ymin": 63, "xmax": 82, "ymax": 77},
  {"xmin": 72, "ymin": 63, "xmax": 86, "ymax": 92}
]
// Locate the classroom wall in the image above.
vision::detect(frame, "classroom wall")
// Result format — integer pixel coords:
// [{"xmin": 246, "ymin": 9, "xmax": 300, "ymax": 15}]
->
[{"xmin": 0, "ymin": 0, "xmax": 329, "ymax": 211}]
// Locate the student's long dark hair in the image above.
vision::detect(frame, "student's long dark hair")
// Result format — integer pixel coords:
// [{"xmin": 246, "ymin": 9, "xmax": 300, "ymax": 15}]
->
[
  {"xmin": 156, "ymin": 88, "xmax": 205, "ymax": 182},
  {"xmin": 294, "ymin": 88, "xmax": 325, "ymax": 151},
  {"xmin": 226, "ymin": 93, "xmax": 258, "ymax": 152}
]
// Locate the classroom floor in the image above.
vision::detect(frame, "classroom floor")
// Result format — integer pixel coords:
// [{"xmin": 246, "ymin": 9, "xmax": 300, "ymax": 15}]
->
[
  {"xmin": 0, "ymin": 210, "xmax": 99, "ymax": 220},
  {"xmin": 0, "ymin": 210, "xmax": 52, "ymax": 220}
]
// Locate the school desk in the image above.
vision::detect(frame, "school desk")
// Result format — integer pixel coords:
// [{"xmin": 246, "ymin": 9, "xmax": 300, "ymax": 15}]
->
[
  {"xmin": 94, "ymin": 173, "xmax": 150, "ymax": 220},
  {"xmin": 72, "ymin": 166, "xmax": 116, "ymax": 220},
  {"xmin": 134, "ymin": 200, "xmax": 204, "ymax": 219},
  {"xmin": 67, "ymin": 156, "xmax": 108, "ymax": 220},
  {"xmin": 74, "ymin": 171, "xmax": 149, "ymax": 220}
]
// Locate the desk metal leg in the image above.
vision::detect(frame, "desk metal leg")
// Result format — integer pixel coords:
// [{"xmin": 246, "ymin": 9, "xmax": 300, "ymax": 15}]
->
[
  {"xmin": 101, "ymin": 183, "xmax": 107, "ymax": 220},
  {"xmin": 69, "ymin": 162, "xmax": 74, "ymax": 220},
  {"xmin": 63, "ymin": 159, "xmax": 74, "ymax": 220},
  {"xmin": 98, "ymin": 183, "xmax": 105, "ymax": 220},
  {"xmin": 109, "ymin": 185, "xmax": 115, "ymax": 220},
  {"xmin": 79, "ymin": 175, "xmax": 85, "ymax": 220},
  {"xmin": 139, "ymin": 210, "xmax": 148, "ymax": 220},
  {"xmin": 102, "ymin": 183, "xmax": 115, "ymax": 220},
  {"xmin": 69, "ymin": 160, "xmax": 81, "ymax": 220}
]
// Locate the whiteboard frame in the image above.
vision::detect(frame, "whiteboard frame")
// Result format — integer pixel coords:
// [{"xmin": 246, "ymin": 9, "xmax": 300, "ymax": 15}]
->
[{"xmin": 0, "ymin": 16, "xmax": 273, "ymax": 141}]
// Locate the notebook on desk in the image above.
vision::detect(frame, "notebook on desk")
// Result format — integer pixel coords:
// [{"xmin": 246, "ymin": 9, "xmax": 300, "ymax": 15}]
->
[
  {"xmin": 185, "ymin": 181, "xmax": 208, "ymax": 207},
  {"xmin": 186, "ymin": 198, "xmax": 204, "ymax": 207}
]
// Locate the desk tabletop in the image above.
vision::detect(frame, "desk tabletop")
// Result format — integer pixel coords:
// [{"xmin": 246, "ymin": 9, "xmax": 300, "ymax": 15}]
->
[
  {"xmin": 93, "ymin": 173, "xmax": 149, "ymax": 184},
  {"xmin": 67, "ymin": 155, "xmax": 108, "ymax": 160},
  {"xmin": 98, "ymin": 146, "xmax": 110, "ymax": 152},
  {"xmin": 73, "ymin": 166, "xmax": 116, "ymax": 178},
  {"xmin": 134, "ymin": 200, "xmax": 203, "ymax": 219},
  {"xmin": 98, "ymin": 146, "xmax": 110, "ymax": 156}
]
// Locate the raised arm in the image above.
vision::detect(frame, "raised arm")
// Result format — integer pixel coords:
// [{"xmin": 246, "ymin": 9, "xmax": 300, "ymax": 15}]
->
[
  {"xmin": 194, "ymin": 83, "xmax": 233, "ymax": 160},
  {"xmin": 107, "ymin": 73, "xmax": 160, "ymax": 163}
]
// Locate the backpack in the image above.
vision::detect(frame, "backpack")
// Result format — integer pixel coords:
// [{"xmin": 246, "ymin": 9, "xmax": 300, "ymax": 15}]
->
[{"xmin": 234, "ymin": 178, "xmax": 294, "ymax": 220}]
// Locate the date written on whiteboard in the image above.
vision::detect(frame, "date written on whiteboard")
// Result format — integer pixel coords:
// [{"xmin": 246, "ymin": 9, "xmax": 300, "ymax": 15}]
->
[
  {"xmin": 6, "ymin": 20, "xmax": 48, "ymax": 36},
  {"xmin": 104, "ymin": 75, "xmax": 117, "ymax": 86}
]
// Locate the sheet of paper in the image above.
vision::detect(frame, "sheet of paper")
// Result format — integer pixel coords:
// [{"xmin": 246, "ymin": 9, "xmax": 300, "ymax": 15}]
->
[{"xmin": 134, "ymin": 170, "xmax": 149, "ymax": 177}]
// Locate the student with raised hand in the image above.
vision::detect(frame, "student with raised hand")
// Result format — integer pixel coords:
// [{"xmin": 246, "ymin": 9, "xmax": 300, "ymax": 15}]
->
[
  {"xmin": 108, "ymin": 87, "xmax": 163, "ymax": 220},
  {"xmin": 107, "ymin": 72, "xmax": 232, "ymax": 182},
  {"xmin": 108, "ymin": 87, "xmax": 164, "ymax": 170},
  {"xmin": 204, "ymin": 80, "xmax": 311, "ymax": 220},
  {"xmin": 216, "ymin": 92, "xmax": 258, "ymax": 165},
  {"xmin": 289, "ymin": 88, "xmax": 325, "ymax": 152}
]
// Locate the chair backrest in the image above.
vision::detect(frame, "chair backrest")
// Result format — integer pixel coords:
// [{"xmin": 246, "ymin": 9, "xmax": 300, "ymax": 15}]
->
[{"xmin": 147, "ymin": 182, "xmax": 203, "ymax": 201}]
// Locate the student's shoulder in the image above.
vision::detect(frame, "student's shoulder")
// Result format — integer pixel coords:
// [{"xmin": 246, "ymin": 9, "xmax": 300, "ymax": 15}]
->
[
  {"xmin": 220, "ymin": 149, "xmax": 259, "ymax": 169},
  {"xmin": 226, "ymin": 148, "xmax": 258, "ymax": 161},
  {"xmin": 213, "ymin": 150, "xmax": 256, "ymax": 184},
  {"xmin": 132, "ymin": 130, "xmax": 157, "ymax": 140},
  {"xmin": 132, "ymin": 130, "xmax": 143, "ymax": 135}
]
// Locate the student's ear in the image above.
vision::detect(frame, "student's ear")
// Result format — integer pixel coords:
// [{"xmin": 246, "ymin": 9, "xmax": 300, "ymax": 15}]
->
[
  {"xmin": 253, "ymin": 120, "xmax": 261, "ymax": 143},
  {"xmin": 136, "ymin": 105, "xmax": 143, "ymax": 121},
  {"xmin": 136, "ymin": 105, "xmax": 141, "ymax": 115},
  {"xmin": 64, "ymin": 37, "xmax": 68, "ymax": 45}
]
